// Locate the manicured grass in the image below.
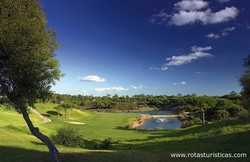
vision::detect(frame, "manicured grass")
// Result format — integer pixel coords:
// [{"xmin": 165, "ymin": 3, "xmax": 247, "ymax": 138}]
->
[
  {"xmin": 0, "ymin": 105, "xmax": 43, "ymax": 127},
  {"xmin": 0, "ymin": 103, "xmax": 249, "ymax": 162}
]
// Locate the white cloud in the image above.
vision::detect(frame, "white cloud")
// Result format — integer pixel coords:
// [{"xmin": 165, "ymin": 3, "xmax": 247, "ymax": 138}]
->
[
  {"xmin": 150, "ymin": 0, "xmax": 239, "ymax": 26},
  {"xmin": 149, "ymin": 67, "xmax": 161, "ymax": 71},
  {"xmin": 181, "ymin": 81, "xmax": 187, "ymax": 85},
  {"xmin": 223, "ymin": 27, "xmax": 235, "ymax": 32},
  {"xmin": 206, "ymin": 26, "xmax": 236, "ymax": 39},
  {"xmin": 161, "ymin": 66, "xmax": 169, "ymax": 71},
  {"xmin": 130, "ymin": 85, "xmax": 143, "ymax": 90},
  {"xmin": 173, "ymin": 81, "xmax": 187, "ymax": 85},
  {"xmin": 149, "ymin": 9, "xmax": 171, "ymax": 24},
  {"xmin": 174, "ymin": 0, "xmax": 208, "ymax": 11},
  {"xmin": 162, "ymin": 46, "xmax": 212, "ymax": 70},
  {"xmin": 94, "ymin": 86, "xmax": 128, "ymax": 93},
  {"xmin": 206, "ymin": 33, "xmax": 220, "ymax": 39},
  {"xmin": 206, "ymin": 7, "xmax": 238, "ymax": 24},
  {"xmin": 170, "ymin": 7, "xmax": 238, "ymax": 26},
  {"xmin": 94, "ymin": 85, "xmax": 144, "ymax": 93},
  {"xmin": 170, "ymin": 10, "xmax": 206, "ymax": 26},
  {"xmin": 150, "ymin": 66, "xmax": 169, "ymax": 71},
  {"xmin": 165, "ymin": 52, "xmax": 211, "ymax": 66},
  {"xmin": 79, "ymin": 75, "xmax": 106, "ymax": 82},
  {"xmin": 191, "ymin": 46, "xmax": 212, "ymax": 52},
  {"xmin": 222, "ymin": 26, "xmax": 235, "ymax": 36}
]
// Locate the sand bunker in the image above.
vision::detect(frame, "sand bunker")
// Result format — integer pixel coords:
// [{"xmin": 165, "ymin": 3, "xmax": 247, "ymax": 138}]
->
[{"xmin": 67, "ymin": 121, "xmax": 85, "ymax": 125}]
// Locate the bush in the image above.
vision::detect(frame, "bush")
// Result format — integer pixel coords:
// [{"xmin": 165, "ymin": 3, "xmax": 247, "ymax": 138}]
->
[
  {"xmin": 52, "ymin": 127, "xmax": 85, "ymax": 147},
  {"xmin": 181, "ymin": 115, "xmax": 202, "ymax": 128},
  {"xmin": 100, "ymin": 138, "xmax": 114, "ymax": 149},
  {"xmin": 228, "ymin": 106, "xmax": 248, "ymax": 118},
  {"xmin": 189, "ymin": 117, "xmax": 202, "ymax": 125},
  {"xmin": 214, "ymin": 110, "xmax": 230, "ymax": 121}
]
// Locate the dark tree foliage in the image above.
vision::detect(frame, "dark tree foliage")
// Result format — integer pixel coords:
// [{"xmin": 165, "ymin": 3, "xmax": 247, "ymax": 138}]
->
[
  {"xmin": 52, "ymin": 127, "xmax": 85, "ymax": 148},
  {"xmin": 55, "ymin": 102, "xmax": 77, "ymax": 118},
  {"xmin": 240, "ymin": 55, "xmax": 250, "ymax": 111},
  {"xmin": 0, "ymin": 0, "xmax": 61, "ymax": 161},
  {"xmin": 44, "ymin": 93, "xmax": 248, "ymax": 124}
]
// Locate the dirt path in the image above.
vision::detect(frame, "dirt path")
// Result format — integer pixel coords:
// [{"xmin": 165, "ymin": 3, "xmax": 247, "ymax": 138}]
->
[{"xmin": 29, "ymin": 107, "xmax": 52, "ymax": 124}]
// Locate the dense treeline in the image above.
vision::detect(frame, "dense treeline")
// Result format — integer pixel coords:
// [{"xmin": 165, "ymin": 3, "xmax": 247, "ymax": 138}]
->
[
  {"xmin": 36, "ymin": 91, "xmax": 248, "ymax": 125},
  {"xmin": 240, "ymin": 54, "xmax": 250, "ymax": 111}
]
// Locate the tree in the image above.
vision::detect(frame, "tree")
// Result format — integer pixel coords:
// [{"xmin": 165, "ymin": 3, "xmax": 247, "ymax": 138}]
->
[
  {"xmin": 214, "ymin": 110, "xmax": 230, "ymax": 121},
  {"xmin": 54, "ymin": 105, "xmax": 63, "ymax": 118},
  {"xmin": 240, "ymin": 54, "xmax": 250, "ymax": 111},
  {"xmin": 0, "ymin": 0, "xmax": 61, "ymax": 161},
  {"xmin": 193, "ymin": 97, "xmax": 216, "ymax": 125},
  {"xmin": 228, "ymin": 91, "xmax": 239, "ymax": 97},
  {"xmin": 58, "ymin": 103, "xmax": 77, "ymax": 118}
]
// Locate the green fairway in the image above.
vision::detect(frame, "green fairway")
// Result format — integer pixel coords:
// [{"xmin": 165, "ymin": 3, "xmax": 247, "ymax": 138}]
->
[{"xmin": 0, "ymin": 103, "xmax": 249, "ymax": 162}]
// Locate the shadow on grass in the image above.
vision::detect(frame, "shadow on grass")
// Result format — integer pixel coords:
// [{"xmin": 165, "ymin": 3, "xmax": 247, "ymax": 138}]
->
[
  {"xmin": 41, "ymin": 114, "xmax": 50, "ymax": 117},
  {"xmin": 47, "ymin": 111, "xmax": 61, "ymax": 116},
  {"xmin": 0, "ymin": 144, "xmax": 248, "ymax": 162},
  {"xmin": 0, "ymin": 145, "xmax": 174, "ymax": 162},
  {"xmin": 42, "ymin": 111, "xmax": 62, "ymax": 118},
  {"xmin": 0, "ymin": 146, "xmax": 49, "ymax": 162},
  {"xmin": 84, "ymin": 139, "xmax": 101, "ymax": 150},
  {"xmin": 130, "ymin": 130, "xmax": 250, "ymax": 153},
  {"xmin": 30, "ymin": 141, "xmax": 45, "ymax": 146},
  {"xmin": 114, "ymin": 126, "xmax": 128, "ymax": 130}
]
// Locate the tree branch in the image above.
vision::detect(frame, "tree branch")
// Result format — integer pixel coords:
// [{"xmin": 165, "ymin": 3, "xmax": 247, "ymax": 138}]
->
[
  {"xmin": 0, "ymin": 77, "xmax": 11, "ymax": 97},
  {"xmin": 14, "ymin": 101, "xmax": 61, "ymax": 162}
]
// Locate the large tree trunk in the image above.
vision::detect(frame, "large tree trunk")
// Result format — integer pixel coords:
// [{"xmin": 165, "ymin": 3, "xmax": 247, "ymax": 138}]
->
[{"xmin": 19, "ymin": 105, "xmax": 61, "ymax": 162}]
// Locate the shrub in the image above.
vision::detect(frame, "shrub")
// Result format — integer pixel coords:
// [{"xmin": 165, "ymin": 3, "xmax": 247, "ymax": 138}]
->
[
  {"xmin": 214, "ymin": 110, "xmax": 230, "ymax": 121},
  {"xmin": 52, "ymin": 127, "xmax": 85, "ymax": 147},
  {"xmin": 100, "ymin": 138, "xmax": 114, "ymax": 149},
  {"xmin": 228, "ymin": 106, "xmax": 248, "ymax": 118},
  {"xmin": 189, "ymin": 116, "xmax": 202, "ymax": 125}
]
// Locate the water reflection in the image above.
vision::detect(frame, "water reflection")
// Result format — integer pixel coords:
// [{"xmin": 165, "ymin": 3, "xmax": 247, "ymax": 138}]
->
[
  {"xmin": 155, "ymin": 118, "xmax": 170, "ymax": 123},
  {"xmin": 136, "ymin": 110, "xmax": 182, "ymax": 130}
]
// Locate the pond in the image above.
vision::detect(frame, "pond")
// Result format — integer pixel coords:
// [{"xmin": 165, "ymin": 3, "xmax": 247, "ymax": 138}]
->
[{"xmin": 135, "ymin": 110, "xmax": 182, "ymax": 130}]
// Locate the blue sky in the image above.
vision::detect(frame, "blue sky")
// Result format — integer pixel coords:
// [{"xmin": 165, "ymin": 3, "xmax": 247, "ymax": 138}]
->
[{"xmin": 41, "ymin": 0, "xmax": 250, "ymax": 96}]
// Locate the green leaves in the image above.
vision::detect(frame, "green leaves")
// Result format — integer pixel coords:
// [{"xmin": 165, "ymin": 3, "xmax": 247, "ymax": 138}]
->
[
  {"xmin": 52, "ymin": 127, "xmax": 85, "ymax": 148},
  {"xmin": 55, "ymin": 102, "xmax": 77, "ymax": 118},
  {"xmin": 240, "ymin": 54, "xmax": 250, "ymax": 110},
  {"xmin": 0, "ymin": 0, "xmax": 61, "ymax": 108}
]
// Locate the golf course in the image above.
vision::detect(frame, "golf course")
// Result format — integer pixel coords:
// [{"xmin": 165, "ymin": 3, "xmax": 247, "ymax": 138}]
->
[
  {"xmin": 1, "ymin": 0, "xmax": 250, "ymax": 162},
  {"xmin": 0, "ymin": 103, "xmax": 249, "ymax": 162}
]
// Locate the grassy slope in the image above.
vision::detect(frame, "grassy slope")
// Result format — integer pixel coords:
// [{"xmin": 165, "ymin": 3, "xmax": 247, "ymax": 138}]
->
[{"xmin": 0, "ymin": 103, "xmax": 249, "ymax": 162}]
